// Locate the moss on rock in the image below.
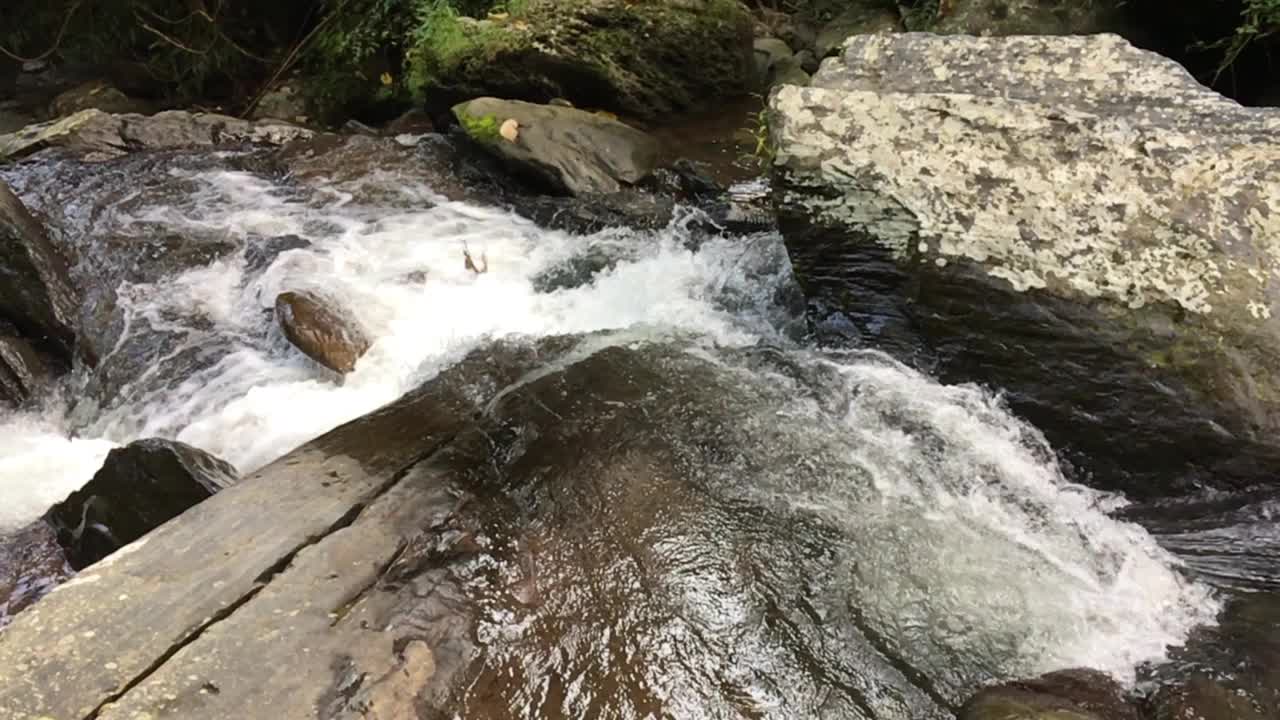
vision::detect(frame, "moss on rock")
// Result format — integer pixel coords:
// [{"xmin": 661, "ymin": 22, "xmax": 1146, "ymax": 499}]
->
[{"xmin": 407, "ymin": 0, "xmax": 755, "ymax": 119}]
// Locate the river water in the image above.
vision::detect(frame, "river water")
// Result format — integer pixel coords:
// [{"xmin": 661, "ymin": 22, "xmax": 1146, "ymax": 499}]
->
[{"xmin": 0, "ymin": 141, "xmax": 1249, "ymax": 710}]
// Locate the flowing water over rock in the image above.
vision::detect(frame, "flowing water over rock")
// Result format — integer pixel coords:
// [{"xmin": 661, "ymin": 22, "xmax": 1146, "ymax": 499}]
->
[{"xmin": 0, "ymin": 140, "xmax": 1268, "ymax": 716}]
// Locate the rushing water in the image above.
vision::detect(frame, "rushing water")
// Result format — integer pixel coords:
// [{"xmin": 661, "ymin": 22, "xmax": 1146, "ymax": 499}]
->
[{"xmin": 0, "ymin": 144, "xmax": 1233, "ymax": 704}]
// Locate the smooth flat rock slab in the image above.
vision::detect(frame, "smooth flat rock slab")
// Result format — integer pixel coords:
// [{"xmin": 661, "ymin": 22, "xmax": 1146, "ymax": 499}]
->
[{"xmin": 0, "ymin": 339, "xmax": 559, "ymax": 720}]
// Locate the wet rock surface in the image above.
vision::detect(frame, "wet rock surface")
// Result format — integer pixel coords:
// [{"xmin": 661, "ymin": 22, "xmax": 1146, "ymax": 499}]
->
[
  {"xmin": 0, "ymin": 335, "xmax": 1220, "ymax": 718},
  {"xmin": 0, "ymin": 179, "xmax": 78, "ymax": 368},
  {"xmin": 0, "ymin": 521, "xmax": 70, "ymax": 630},
  {"xmin": 0, "ymin": 328, "xmax": 50, "ymax": 406},
  {"xmin": 770, "ymin": 33, "xmax": 1280, "ymax": 499},
  {"xmin": 0, "ymin": 338, "xmax": 560, "ymax": 719},
  {"xmin": 44, "ymin": 438, "xmax": 239, "ymax": 569},
  {"xmin": 961, "ymin": 669, "xmax": 1141, "ymax": 720},
  {"xmin": 275, "ymin": 290, "xmax": 372, "ymax": 375}
]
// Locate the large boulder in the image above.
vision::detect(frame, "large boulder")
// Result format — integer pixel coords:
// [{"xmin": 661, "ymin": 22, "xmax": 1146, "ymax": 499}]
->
[
  {"xmin": 275, "ymin": 290, "xmax": 372, "ymax": 374},
  {"xmin": 0, "ymin": 179, "xmax": 78, "ymax": 368},
  {"xmin": 44, "ymin": 438, "xmax": 239, "ymax": 569},
  {"xmin": 0, "ymin": 108, "xmax": 313, "ymax": 162},
  {"xmin": 769, "ymin": 33, "xmax": 1280, "ymax": 497},
  {"xmin": 452, "ymin": 97, "xmax": 660, "ymax": 196},
  {"xmin": 409, "ymin": 0, "xmax": 755, "ymax": 120}
]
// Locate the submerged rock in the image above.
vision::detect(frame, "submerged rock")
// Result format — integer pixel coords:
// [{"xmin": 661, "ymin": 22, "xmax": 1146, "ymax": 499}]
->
[
  {"xmin": 0, "ymin": 108, "xmax": 313, "ymax": 162},
  {"xmin": 452, "ymin": 97, "xmax": 660, "ymax": 196},
  {"xmin": 960, "ymin": 669, "xmax": 1140, "ymax": 720},
  {"xmin": 770, "ymin": 33, "xmax": 1280, "ymax": 497},
  {"xmin": 275, "ymin": 290, "xmax": 372, "ymax": 374},
  {"xmin": 410, "ymin": 0, "xmax": 755, "ymax": 120},
  {"xmin": 44, "ymin": 438, "xmax": 238, "ymax": 569},
  {"xmin": 0, "ymin": 179, "xmax": 78, "ymax": 367}
]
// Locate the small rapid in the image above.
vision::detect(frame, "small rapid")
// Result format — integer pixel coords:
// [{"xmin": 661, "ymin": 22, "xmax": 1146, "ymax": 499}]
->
[{"xmin": 0, "ymin": 149, "xmax": 1221, "ymax": 701}]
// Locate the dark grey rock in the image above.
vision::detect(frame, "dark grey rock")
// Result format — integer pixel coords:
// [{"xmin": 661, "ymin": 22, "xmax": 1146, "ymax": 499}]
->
[
  {"xmin": 960, "ymin": 669, "xmax": 1140, "ymax": 720},
  {"xmin": 0, "ymin": 330, "xmax": 50, "ymax": 406},
  {"xmin": 44, "ymin": 438, "xmax": 239, "ymax": 569},
  {"xmin": 0, "ymin": 179, "xmax": 78, "ymax": 365}
]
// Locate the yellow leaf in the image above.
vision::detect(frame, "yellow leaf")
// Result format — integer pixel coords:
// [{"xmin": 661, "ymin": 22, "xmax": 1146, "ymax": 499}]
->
[{"xmin": 380, "ymin": 72, "xmax": 394, "ymax": 86}]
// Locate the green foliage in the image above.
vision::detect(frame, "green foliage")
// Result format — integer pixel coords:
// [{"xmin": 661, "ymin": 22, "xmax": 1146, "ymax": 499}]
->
[
  {"xmin": 738, "ymin": 103, "xmax": 774, "ymax": 170},
  {"xmin": 301, "ymin": 0, "xmax": 420, "ymax": 120},
  {"xmin": 900, "ymin": 0, "xmax": 941, "ymax": 30},
  {"xmin": 405, "ymin": 0, "xmax": 521, "ymax": 97},
  {"xmin": 1214, "ymin": 0, "xmax": 1280, "ymax": 77},
  {"xmin": 0, "ymin": 0, "xmax": 295, "ymax": 103}
]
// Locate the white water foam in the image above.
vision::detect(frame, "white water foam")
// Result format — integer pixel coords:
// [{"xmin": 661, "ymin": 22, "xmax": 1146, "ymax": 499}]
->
[
  {"xmin": 0, "ymin": 168, "xmax": 790, "ymax": 527},
  {"xmin": 0, "ymin": 163, "xmax": 1219, "ymax": 689}
]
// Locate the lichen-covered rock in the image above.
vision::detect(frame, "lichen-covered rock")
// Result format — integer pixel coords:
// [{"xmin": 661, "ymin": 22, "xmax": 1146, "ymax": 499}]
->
[
  {"xmin": 0, "ymin": 108, "xmax": 313, "ymax": 162},
  {"xmin": 452, "ymin": 97, "xmax": 660, "ymax": 196},
  {"xmin": 44, "ymin": 438, "xmax": 239, "ymax": 569},
  {"xmin": 769, "ymin": 33, "xmax": 1280, "ymax": 496},
  {"xmin": 409, "ymin": 0, "xmax": 755, "ymax": 120},
  {"xmin": 960, "ymin": 669, "xmax": 1140, "ymax": 720},
  {"xmin": 275, "ymin": 290, "xmax": 372, "ymax": 374}
]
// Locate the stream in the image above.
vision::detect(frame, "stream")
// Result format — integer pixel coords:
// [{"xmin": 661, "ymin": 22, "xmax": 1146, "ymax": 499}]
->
[{"xmin": 0, "ymin": 137, "xmax": 1273, "ymax": 716}]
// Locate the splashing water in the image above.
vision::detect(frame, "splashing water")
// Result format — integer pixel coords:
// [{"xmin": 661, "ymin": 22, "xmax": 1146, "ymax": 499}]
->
[{"xmin": 0, "ymin": 159, "xmax": 1218, "ymax": 693}]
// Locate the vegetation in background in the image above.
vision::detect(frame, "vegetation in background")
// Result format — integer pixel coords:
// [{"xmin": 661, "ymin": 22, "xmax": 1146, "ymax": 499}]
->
[
  {"xmin": 1213, "ymin": 0, "xmax": 1280, "ymax": 77},
  {"xmin": 0, "ymin": 0, "xmax": 302, "ymax": 103}
]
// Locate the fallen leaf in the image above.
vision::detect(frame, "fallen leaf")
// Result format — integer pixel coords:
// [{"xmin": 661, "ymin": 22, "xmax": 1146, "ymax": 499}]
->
[{"xmin": 499, "ymin": 118, "xmax": 520, "ymax": 142}]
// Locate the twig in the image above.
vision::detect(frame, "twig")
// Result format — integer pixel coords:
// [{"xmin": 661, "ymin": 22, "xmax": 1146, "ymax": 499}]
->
[
  {"xmin": 463, "ymin": 241, "xmax": 488, "ymax": 275},
  {"xmin": 0, "ymin": 0, "xmax": 84, "ymax": 63},
  {"xmin": 240, "ymin": 0, "xmax": 355, "ymax": 118}
]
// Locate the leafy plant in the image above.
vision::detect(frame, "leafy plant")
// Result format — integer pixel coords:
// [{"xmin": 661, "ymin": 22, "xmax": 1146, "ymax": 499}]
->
[{"xmin": 1212, "ymin": 0, "xmax": 1280, "ymax": 79}]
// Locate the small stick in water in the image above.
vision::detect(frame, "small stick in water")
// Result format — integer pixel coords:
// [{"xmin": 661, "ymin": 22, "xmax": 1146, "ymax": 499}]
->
[{"xmin": 463, "ymin": 242, "xmax": 488, "ymax": 275}]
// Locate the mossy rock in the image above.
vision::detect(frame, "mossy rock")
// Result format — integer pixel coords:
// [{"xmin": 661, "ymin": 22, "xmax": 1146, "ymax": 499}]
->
[{"xmin": 408, "ymin": 0, "xmax": 755, "ymax": 120}]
